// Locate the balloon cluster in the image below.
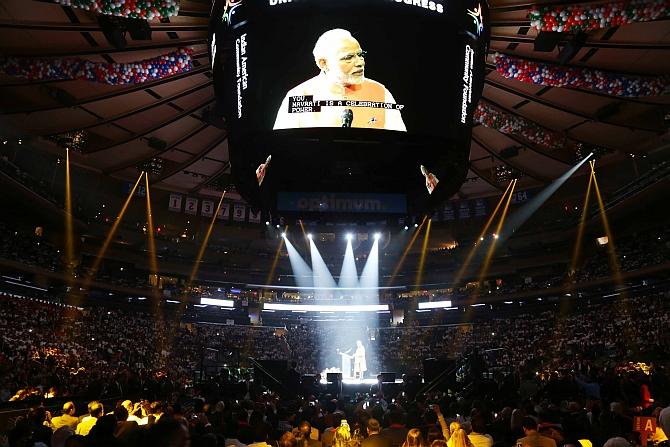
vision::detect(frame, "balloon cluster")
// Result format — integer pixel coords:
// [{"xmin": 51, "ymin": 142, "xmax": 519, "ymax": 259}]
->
[
  {"xmin": 0, "ymin": 48, "xmax": 192, "ymax": 85},
  {"xmin": 495, "ymin": 53, "xmax": 669, "ymax": 97},
  {"xmin": 53, "ymin": 0, "xmax": 180, "ymax": 20},
  {"xmin": 474, "ymin": 101, "xmax": 567, "ymax": 150},
  {"xmin": 529, "ymin": 0, "xmax": 669, "ymax": 32}
]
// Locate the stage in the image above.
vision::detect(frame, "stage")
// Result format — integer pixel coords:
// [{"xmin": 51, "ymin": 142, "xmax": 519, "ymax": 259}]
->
[{"xmin": 318, "ymin": 377, "xmax": 404, "ymax": 386}]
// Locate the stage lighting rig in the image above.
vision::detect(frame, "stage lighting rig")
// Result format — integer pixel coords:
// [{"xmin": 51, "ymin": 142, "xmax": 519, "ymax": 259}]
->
[
  {"xmin": 47, "ymin": 130, "xmax": 87, "ymax": 153},
  {"xmin": 138, "ymin": 157, "xmax": 164, "ymax": 177},
  {"xmin": 494, "ymin": 165, "xmax": 522, "ymax": 184},
  {"xmin": 575, "ymin": 143, "xmax": 612, "ymax": 162}
]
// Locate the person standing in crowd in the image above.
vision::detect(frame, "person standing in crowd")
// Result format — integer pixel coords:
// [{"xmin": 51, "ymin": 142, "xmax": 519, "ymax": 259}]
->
[{"xmin": 363, "ymin": 418, "xmax": 391, "ymax": 447}]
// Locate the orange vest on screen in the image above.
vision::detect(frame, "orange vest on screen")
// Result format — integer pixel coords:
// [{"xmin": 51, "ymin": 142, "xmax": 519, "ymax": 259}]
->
[{"xmin": 284, "ymin": 75, "xmax": 387, "ymax": 129}]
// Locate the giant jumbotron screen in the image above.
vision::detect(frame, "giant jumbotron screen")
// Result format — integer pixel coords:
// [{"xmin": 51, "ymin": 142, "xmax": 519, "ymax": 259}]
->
[{"xmin": 209, "ymin": 0, "xmax": 489, "ymax": 215}]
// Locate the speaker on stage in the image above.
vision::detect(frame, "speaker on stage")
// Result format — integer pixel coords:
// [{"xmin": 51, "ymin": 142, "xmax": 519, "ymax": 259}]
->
[{"xmin": 379, "ymin": 372, "xmax": 396, "ymax": 383}]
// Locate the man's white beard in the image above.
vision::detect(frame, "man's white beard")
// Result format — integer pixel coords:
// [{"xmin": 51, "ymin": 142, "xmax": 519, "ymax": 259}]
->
[{"xmin": 326, "ymin": 70, "xmax": 365, "ymax": 87}]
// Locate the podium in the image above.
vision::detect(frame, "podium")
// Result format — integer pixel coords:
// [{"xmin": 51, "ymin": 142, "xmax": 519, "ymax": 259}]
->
[{"xmin": 338, "ymin": 352, "xmax": 352, "ymax": 378}]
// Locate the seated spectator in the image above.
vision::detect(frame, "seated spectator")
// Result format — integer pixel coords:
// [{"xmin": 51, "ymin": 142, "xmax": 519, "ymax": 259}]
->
[
  {"xmin": 280, "ymin": 432, "xmax": 299, "ymax": 447},
  {"xmin": 468, "ymin": 416, "xmax": 493, "ymax": 447},
  {"xmin": 52, "ymin": 426, "xmax": 74, "ymax": 447},
  {"xmin": 145, "ymin": 417, "xmax": 191, "ymax": 447},
  {"xmin": 516, "ymin": 417, "xmax": 556, "ymax": 447},
  {"xmin": 50, "ymin": 401, "xmax": 79, "ymax": 431},
  {"xmin": 87, "ymin": 414, "xmax": 122, "ymax": 447},
  {"xmin": 75, "ymin": 401, "xmax": 103, "ymax": 436}
]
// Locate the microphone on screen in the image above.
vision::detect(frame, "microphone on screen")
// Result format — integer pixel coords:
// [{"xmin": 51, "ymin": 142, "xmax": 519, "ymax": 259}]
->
[{"xmin": 341, "ymin": 109, "xmax": 353, "ymax": 128}]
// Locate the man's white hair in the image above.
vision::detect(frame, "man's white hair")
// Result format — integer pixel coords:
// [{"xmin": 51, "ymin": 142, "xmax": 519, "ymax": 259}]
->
[{"xmin": 312, "ymin": 28, "xmax": 356, "ymax": 63}]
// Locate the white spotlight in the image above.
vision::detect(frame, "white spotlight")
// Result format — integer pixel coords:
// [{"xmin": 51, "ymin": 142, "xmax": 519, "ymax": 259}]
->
[
  {"xmin": 307, "ymin": 233, "xmax": 313, "ymax": 239},
  {"xmin": 276, "ymin": 224, "xmax": 280, "ymax": 229},
  {"xmin": 281, "ymin": 232, "xmax": 286, "ymax": 238},
  {"xmin": 265, "ymin": 221, "xmax": 270, "ymax": 226},
  {"xmin": 373, "ymin": 232, "xmax": 381, "ymax": 240},
  {"xmin": 404, "ymin": 226, "xmax": 409, "ymax": 231},
  {"xmin": 414, "ymin": 223, "xmax": 419, "ymax": 228},
  {"xmin": 345, "ymin": 233, "xmax": 353, "ymax": 241}
]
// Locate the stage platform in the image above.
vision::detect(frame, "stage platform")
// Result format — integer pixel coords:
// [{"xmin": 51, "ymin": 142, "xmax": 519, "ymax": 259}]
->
[{"xmin": 318, "ymin": 377, "xmax": 404, "ymax": 386}]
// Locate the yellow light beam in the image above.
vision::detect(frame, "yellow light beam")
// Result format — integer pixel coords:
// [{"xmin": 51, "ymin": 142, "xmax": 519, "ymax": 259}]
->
[
  {"xmin": 172, "ymin": 190, "xmax": 226, "ymax": 331},
  {"xmin": 476, "ymin": 179, "xmax": 517, "ymax": 288},
  {"xmin": 568, "ymin": 170, "xmax": 594, "ymax": 276},
  {"xmin": 452, "ymin": 179, "xmax": 515, "ymax": 286},
  {"xmin": 414, "ymin": 218, "xmax": 433, "ymax": 290},
  {"xmin": 592, "ymin": 171, "xmax": 624, "ymax": 285},
  {"xmin": 64, "ymin": 148, "xmax": 75, "ymax": 282},
  {"xmin": 85, "ymin": 171, "xmax": 145, "ymax": 286},
  {"xmin": 553, "ymin": 167, "xmax": 595, "ymax": 341},
  {"xmin": 265, "ymin": 225, "xmax": 288, "ymax": 285},
  {"xmin": 144, "ymin": 174, "xmax": 161, "ymax": 312},
  {"xmin": 387, "ymin": 216, "xmax": 427, "ymax": 286},
  {"xmin": 188, "ymin": 191, "xmax": 226, "ymax": 284}
]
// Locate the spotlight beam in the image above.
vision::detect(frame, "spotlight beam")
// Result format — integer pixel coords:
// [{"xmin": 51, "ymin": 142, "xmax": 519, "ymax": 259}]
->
[
  {"xmin": 568, "ymin": 168, "xmax": 594, "ymax": 277},
  {"xmin": 338, "ymin": 238, "xmax": 359, "ymax": 289},
  {"xmin": 265, "ymin": 225, "xmax": 287, "ymax": 285},
  {"xmin": 477, "ymin": 179, "xmax": 517, "ymax": 282},
  {"xmin": 592, "ymin": 167, "xmax": 624, "ymax": 285},
  {"xmin": 84, "ymin": 171, "xmax": 145, "ymax": 288},
  {"xmin": 283, "ymin": 236, "xmax": 314, "ymax": 289},
  {"xmin": 144, "ymin": 174, "xmax": 161, "ymax": 311},
  {"xmin": 387, "ymin": 216, "xmax": 427, "ymax": 286},
  {"xmin": 452, "ymin": 179, "xmax": 515, "ymax": 286},
  {"xmin": 499, "ymin": 153, "xmax": 593, "ymax": 243},
  {"xmin": 188, "ymin": 190, "xmax": 226, "ymax": 284},
  {"xmin": 309, "ymin": 238, "xmax": 337, "ymax": 299},
  {"xmin": 359, "ymin": 239, "xmax": 380, "ymax": 302},
  {"xmin": 414, "ymin": 218, "xmax": 433, "ymax": 290},
  {"xmin": 64, "ymin": 148, "xmax": 75, "ymax": 292}
]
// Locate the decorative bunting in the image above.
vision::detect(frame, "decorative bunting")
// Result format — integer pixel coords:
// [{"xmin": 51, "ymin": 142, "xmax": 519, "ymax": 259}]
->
[
  {"xmin": 494, "ymin": 53, "xmax": 669, "ymax": 97},
  {"xmin": 529, "ymin": 0, "xmax": 670, "ymax": 33},
  {"xmin": 0, "ymin": 48, "xmax": 192, "ymax": 85},
  {"xmin": 53, "ymin": 0, "xmax": 180, "ymax": 20},
  {"xmin": 474, "ymin": 101, "xmax": 568, "ymax": 150}
]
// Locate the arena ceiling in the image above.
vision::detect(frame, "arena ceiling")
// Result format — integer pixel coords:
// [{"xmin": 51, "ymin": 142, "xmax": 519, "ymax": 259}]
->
[{"xmin": 1, "ymin": 0, "xmax": 669, "ymax": 202}]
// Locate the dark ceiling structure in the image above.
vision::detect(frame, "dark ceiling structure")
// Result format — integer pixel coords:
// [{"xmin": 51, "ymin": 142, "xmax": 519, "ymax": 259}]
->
[{"xmin": 1, "ymin": 0, "xmax": 668, "ymax": 204}]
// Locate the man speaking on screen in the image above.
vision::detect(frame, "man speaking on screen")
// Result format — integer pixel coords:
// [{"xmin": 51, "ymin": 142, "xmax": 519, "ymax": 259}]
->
[{"xmin": 273, "ymin": 28, "xmax": 406, "ymax": 131}]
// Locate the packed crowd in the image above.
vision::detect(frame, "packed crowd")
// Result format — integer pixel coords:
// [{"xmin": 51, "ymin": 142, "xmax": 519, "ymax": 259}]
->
[
  {"xmin": 3, "ymin": 361, "xmax": 670, "ymax": 447},
  {"xmin": 2, "ymin": 287, "xmax": 669, "ymax": 406}
]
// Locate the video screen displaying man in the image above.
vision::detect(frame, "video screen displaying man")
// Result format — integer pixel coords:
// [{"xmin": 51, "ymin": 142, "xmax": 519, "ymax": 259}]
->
[{"xmin": 273, "ymin": 29, "xmax": 406, "ymax": 131}]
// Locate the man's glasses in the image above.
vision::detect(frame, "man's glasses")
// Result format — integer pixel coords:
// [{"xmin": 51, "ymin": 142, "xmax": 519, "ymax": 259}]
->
[{"xmin": 340, "ymin": 50, "xmax": 367, "ymax": 62}]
